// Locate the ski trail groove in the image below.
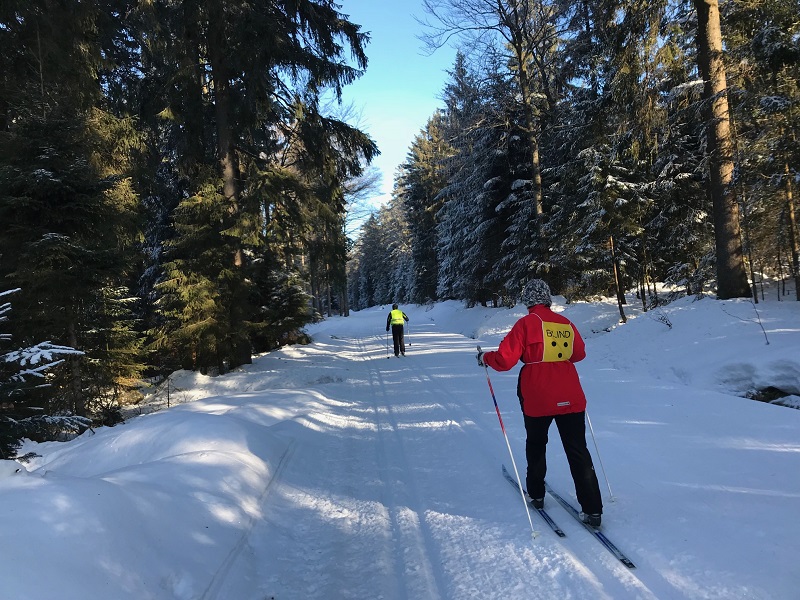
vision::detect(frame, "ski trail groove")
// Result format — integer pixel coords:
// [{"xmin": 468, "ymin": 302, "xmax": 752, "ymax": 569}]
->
[
  {"xmin": 356, "ymin": 335, "xmax": 448, "ymax": 600},
  {"xmin": 200, "ymin": 439, "xmax": 296, "ymax": 600}
]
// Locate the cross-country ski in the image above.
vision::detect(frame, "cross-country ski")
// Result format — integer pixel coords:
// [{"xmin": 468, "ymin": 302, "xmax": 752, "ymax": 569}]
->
[
  {"xmin": 503, "ymin": 464, "xmax": 566, "ymax": 537},
  {"xmin": 544, "ymin": 482, "xmax": 636, "ymax": 569}
]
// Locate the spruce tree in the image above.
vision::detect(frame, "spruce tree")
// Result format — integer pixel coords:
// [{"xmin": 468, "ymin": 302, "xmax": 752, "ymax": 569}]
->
[
  {"xmin": 133, "ymin": 0, "xmax": 376, "ymax": 367},
  {"xmin": 422, "ymin": 0, "xmax": 564, "ymax": 272},
  {"xmin": 0, "ymin": 1, "xmax": 143, "ymax": 419},
  {"xmin": 397, "ymin": 112, "xmax": 452, "ymax": 303},
  {"xmin": 0, "ymin": 290, "xmax": 89, "ymax": 458},
  {"xmin": 725, "ymin": 0, "xmax": 800, "ymax": 300}
]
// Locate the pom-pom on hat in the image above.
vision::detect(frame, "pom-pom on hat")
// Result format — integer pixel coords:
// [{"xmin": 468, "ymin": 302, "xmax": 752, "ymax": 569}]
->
[{"xmin": 520, "ymin": 279, "xmax": 552, "ymax": 307}]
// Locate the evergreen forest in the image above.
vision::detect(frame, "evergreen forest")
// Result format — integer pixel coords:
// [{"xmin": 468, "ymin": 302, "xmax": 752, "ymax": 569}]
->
[
  {"xmin": 349, "ymin": 0, "xmax": 800, "ymax": 314},
  {"xmin": 0, "ymin": 0, "xmax": 377, "ymax": 456},
  {"xmin": 1, "ymin": 0, "xmax": 799, "ymax": 457}
]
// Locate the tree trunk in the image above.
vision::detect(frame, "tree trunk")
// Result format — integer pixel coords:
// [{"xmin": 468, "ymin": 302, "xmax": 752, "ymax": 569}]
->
[
  {"xmin": 785, "ymin": 161, "xmax": 800, "ymax": 301},
  {"xmin": 505, "ymin": 20, "xmax": 545, "ymax": 259},
  {"xmin": 206, "ymin": 1, "xmax": 251, "ymax": 367},
  {"xmin": 517, "ymin": 58, "xmax": 544, "ymax": 238},
  {"xmin": 67, "ymin": 319, "xmax": 85, "ymax": 417},
  {"xmin": 640, "ymin": 233, "xmax": 651, "ymax": 310},
  {"xmin": 0, "ymin": 69, "xmax": 8, "ymax": 132},
  {"xmin": 639, "ymin": 275, "xmax": 647, "ymax": 312},
  {"xmin": 693, "ymin": 0, "xmax": 751, "ymax": 299},
  {"xmin": 206, "ymin": 1, "xmax": 242, "ymax": 265},
  {"xmin": 609, "ymin": 235, "xmax": 627, "ymax": 323},
  {"xmin": 181, "ymin": 2, "xmax": 206, "ymax": 171},
  {"xmin": 209, "ymin": 75, "xmax": 238, "ymax": 211},
  {"xmin": 737, "ymin": 178, "xmax": 760, "ymax": 303},
  {"xmin": 310, "ymin": 269, "xmax": 319, "ymax": 314}
]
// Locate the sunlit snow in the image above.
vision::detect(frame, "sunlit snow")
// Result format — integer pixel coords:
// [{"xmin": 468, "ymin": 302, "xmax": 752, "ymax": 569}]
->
[{"xmin": 2, "ymin": 288, "xmax": 799, "ymax": 599}]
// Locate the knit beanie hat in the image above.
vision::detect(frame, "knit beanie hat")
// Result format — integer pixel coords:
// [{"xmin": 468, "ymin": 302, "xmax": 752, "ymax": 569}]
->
[{"xmin": 520, "ymin": 279, "xmax": 552, "ymax": 307}]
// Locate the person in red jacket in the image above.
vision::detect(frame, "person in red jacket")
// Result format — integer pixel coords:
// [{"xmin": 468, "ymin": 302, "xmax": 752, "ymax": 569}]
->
[{"xmin": 477, "ymin": 279, "xmax": 603, "ymax": 527}]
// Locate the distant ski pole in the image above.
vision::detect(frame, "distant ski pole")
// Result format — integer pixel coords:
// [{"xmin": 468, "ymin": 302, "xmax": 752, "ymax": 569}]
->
[
  {"xmin": 385, "ymin": 330, "xmax": 390, "ymax": 359},
  {"xmin": 586, "ymin": 409, "xmax": 615, "ymax": 502},
  {"xmin": 478, "ymin": 345, "xmax": 539, "ymax": 539}
]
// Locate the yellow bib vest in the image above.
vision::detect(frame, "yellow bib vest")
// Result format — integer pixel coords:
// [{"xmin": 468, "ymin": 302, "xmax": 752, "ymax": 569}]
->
[
  {"xmin": 541, "ymin": 321, "xmax": 574, "ymax": 362},
  {"xmin": 390, "ymin": 309, "xmax": 405, "ymax": 325}
]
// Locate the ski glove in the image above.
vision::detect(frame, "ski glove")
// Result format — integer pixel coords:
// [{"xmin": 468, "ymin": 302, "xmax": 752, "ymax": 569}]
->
[{"xmin": 476, "ymin": 351, "xmax": 486, "ymax": 367}]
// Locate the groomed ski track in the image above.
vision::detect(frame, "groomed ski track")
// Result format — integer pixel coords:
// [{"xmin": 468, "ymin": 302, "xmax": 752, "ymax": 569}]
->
[{"xmin": 210, "ymin": 320, "xmax": 660, "ymax": 599}]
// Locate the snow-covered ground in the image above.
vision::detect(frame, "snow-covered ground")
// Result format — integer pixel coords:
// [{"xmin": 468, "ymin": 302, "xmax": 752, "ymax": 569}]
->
[{"xmin": 3, "ymin": 288, "xmax": 800, "ymax": 599}]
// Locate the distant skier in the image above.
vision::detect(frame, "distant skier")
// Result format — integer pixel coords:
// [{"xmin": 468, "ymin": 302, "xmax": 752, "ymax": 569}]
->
[
  {"xmin": 477, "ymin": 279, "xmax": 603, "ymax": 527},
  {"xmin": 386, "ymin": 303, "xmax": 409, "ymax": 357}
]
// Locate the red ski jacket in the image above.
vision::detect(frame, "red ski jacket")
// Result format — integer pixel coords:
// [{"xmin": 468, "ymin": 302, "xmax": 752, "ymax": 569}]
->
[{"xmin": 483, "ymin": 305, "xmax": 587, "ymax": 417}]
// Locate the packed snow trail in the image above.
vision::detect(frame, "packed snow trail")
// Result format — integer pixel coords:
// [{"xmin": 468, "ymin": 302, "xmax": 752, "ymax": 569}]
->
[
  {"xmin": 213, "ymin": 321, "xmax": 660, "ymax": 599},
  {"xmin": 5, "ymin": 298, "xmax": 799, "ymax": 600}
]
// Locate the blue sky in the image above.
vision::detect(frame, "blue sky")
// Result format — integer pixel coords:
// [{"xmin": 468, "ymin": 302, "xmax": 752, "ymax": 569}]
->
[{"xmin": 336, "ymin": 1, "xmax": 457, "ymax": 208}]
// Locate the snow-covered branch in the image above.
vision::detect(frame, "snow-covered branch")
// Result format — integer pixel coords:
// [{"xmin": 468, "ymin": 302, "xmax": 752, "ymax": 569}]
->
[{"xmin": 3, "ymin": 342, "xmax": 84, "ymax": 368}]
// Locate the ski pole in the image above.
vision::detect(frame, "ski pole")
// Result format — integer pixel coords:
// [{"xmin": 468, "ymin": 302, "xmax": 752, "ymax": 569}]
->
[
  {"xmin": 385, "ymin": 330, "xmax": 390, "ymax": 359},
  {"xmin": 585, "ymin": 409, "xmax": 615, "ymax": 502},
  {"xmin": 478, "ymin": 345, "xmax": 539, "ymax": 539}
]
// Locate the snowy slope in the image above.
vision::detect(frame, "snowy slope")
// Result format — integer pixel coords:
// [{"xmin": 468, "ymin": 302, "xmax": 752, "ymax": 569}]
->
[{"xmin": 2, "ymin": 290, "xmax": 799, "ymax": 599}]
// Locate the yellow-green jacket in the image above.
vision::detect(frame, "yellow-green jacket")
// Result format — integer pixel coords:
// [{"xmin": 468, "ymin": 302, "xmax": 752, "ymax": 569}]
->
[{"xmin": 386, "ymin": 308, "xmax": 409, "ymax": 330}]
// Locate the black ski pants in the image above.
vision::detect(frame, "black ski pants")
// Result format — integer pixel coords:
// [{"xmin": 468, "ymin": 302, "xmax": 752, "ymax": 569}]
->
[
  {"xmin": 391, "ymin": 324, "xmax": 405, "ymax": 356},
  {"xmin": 522, "ymin": 410, "xmax": 603, "ymax": 515}
]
